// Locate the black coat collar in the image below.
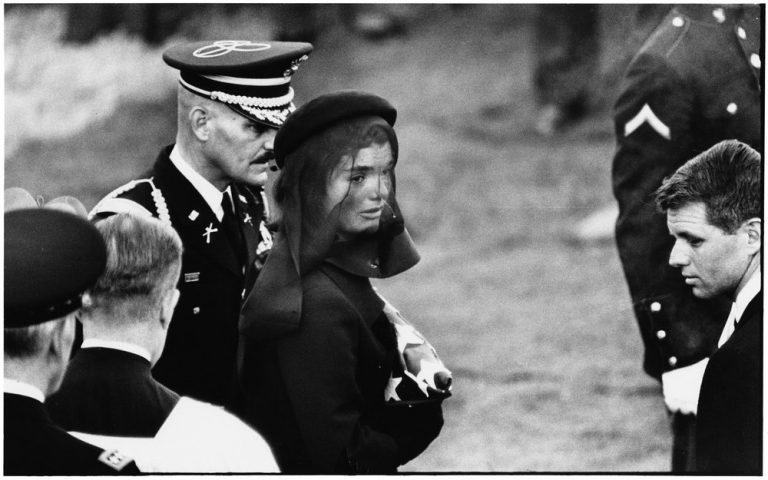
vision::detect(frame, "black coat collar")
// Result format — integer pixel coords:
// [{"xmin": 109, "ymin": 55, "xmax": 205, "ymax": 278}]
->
[
  {"xmin": 735, "ymin": 291, "xmax": 762, "ymax": 332},
  {"xmin": 319, "ymin": 262, "xmax": 384, "ymax": 328}
]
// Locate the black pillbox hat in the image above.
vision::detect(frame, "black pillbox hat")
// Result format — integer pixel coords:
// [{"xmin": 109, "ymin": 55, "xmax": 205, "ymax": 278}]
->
[
  {"xmin": 163, "ymin": 40, "xmax": 313, "ymax": 128},
  {"xmin": 274, "ymin": 90, "xmax": 397, "ymax": 168},
  {"xmin": 4, "ymin": 209, "xmax": 107, "ymax": 327}
]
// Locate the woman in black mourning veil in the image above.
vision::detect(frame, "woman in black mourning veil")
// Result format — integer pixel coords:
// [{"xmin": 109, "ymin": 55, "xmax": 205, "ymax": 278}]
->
[{"xmin": 236, "ymin": 91, "xmax": 449, "ymax": 473}]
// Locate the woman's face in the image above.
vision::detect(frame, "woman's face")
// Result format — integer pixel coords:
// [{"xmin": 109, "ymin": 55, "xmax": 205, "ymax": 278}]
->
[{"xmin": 326, "ymin": 142, "xmax": 394, "ymax": 239}]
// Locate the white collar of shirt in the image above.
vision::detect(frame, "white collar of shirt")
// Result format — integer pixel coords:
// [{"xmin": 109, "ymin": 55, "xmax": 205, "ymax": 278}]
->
[
  {"xmin": 81, "ymin": 339, "xmax": 152, "ymax": 363},
  {"xmin": 4, "ymin": 378, "xmax": 45, "ymax": 403},
  {"xmin": 718, "ymin": 268, "xmax": 761, "ymax": 348},
  {"xmin": 732, "ymin": 267, "xmax": 761, "ymax": 325},
  {"xmin": 169, "ymin": 145, "xmax": 231, "ymax": 221}
]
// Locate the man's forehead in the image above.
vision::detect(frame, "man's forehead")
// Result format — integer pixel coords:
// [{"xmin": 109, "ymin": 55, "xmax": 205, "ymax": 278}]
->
[{"xmin": 667, "ymin": 201, "xmax": 720, "ymax": 233}]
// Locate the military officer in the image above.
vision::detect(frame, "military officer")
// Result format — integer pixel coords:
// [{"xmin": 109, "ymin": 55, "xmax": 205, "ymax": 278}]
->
[
  {"xmin": 611, "ymin": 5, "xmax": 762, "ymax": 472},
  {"xmin": 4, "ymin": 206, "xmax": 138, "ymax": 475},
  {"xmin": 90, "ymin": 40, "xmax": 312, "ymax": 407}
]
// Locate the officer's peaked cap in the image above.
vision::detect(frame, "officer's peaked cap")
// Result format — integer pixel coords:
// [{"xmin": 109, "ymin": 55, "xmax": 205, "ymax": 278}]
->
[
  {"xmin": 5, "ymin": 208, "xmax": 107, "ymax": 327},
  {"xmin": 274, "ymin": 90, "xmax": 397, "ymax": 168},
  {"xmin": 164, "ymin": 40, "xmax": 313, "ymax": 128}
]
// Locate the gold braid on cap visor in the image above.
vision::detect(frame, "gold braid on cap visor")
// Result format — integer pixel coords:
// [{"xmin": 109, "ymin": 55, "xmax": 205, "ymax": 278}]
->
[{"xmin": 179, "ymin": 76, "xmax": 296, "ymax": 124}]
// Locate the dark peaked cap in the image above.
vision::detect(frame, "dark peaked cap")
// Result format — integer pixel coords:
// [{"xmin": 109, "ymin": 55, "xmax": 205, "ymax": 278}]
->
[
  {"xmin": 5, "ymin": 209, "xmax": 107, "ymax": 327},
  {"xmin": 163, "ymin": 40, "xmax": 312, "ymax": 128},
  {"xmin": 274, "ymin": 90, "xmax": 397, "ymax": 168}
]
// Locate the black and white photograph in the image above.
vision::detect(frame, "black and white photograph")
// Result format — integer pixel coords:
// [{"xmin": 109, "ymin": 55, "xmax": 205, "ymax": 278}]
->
[{"xmin": 4, "ymin": 3, "xmax": 763, "ymax": 474}]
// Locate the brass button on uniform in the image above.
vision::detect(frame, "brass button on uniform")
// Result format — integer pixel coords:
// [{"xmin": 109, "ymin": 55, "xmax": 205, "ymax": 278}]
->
[
  {"xmin": 668, "ymin": 356, "xmax": 678, "ymax": 367},
  {"xmin": 650, "ymin": 301, "xmax": 661, "ymax": 312},
  {"xmin": 750, "ymin": 53, "xmax": 761, "ymax": 69},
  {"xmin": 656, "ymin": 330, "xmax": 667, "ymax": 340},
  {"xmin": 672, "ymin": 16, "xmax": 684, "ymax": 28}
]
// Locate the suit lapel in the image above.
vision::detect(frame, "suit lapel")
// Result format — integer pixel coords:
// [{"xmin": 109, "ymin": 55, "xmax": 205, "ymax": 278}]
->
[
  {"xmin": 152, "ymin": 149, "xmax": 241, "ymax": 277},
  {"xmin": 735, "ymin": 291, "xmax": 762, "ymax": 331}
]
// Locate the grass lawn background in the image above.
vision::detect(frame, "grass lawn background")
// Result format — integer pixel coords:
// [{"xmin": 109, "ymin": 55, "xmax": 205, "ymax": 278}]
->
[{"xmin": 6, "ymin": 4, "xmax": 671, "ymax": 472}]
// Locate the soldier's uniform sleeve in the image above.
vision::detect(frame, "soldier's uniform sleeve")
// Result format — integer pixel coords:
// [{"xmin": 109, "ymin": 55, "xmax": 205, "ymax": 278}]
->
[{"xmin": 611, "ymin": 31, "xmax": 728, "ymax": 380}]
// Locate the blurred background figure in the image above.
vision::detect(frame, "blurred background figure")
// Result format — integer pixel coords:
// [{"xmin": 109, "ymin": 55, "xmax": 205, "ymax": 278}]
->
[
  {"xmin": 532, "ymin": 4, "xmax": 600, "ymax": 137},
  {"xmin": 4, "ymin": 203, "xmax": 139, "ymax": 475},
  {"xmin": 46, "ymin": 213, "xmax": 278, "ymax": 473},
  {"xmin": 611, "ymin": 4, "xmax": 762, "ymax": 473},
  {"xmin": 655, "ymin": 140, "xmax": 762, "ymax": 475}
]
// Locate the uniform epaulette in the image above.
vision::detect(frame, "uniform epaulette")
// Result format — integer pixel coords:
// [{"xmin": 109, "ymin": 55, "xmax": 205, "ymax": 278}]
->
[{"xmin": 89, "ymin": 178, "xmax": 171, "ymax": 226}]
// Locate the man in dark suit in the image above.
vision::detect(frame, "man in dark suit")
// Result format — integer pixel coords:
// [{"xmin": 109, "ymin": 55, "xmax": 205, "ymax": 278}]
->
[
  {"xmin": 655, "ymin": 140, "xmax": 762, "ymax": 474},
  {"xmin": 611, "ymin": 4, "xmax": 762, "ymax": 471},
  {"xmin": 90, "ymin": 40, "xmax": 312, "ymax": 407},
  {"xmin": 47, "ymin": 213, "xmax": 278, "ymax": 472},
  {"xmin": 4, "ymin": 206, "xmax": 138, "ymax": 475}
]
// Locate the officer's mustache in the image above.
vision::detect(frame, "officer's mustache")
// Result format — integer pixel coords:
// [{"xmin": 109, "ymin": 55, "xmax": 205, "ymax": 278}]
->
[{"xmin": 253, "ymin": 150, "xmax": 275, "ymax": 167}]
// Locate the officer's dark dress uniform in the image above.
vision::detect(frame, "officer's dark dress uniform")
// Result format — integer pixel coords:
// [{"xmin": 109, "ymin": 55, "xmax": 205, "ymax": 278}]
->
[
  {"xmin": 92, "ymin": 148, "xmax": 270, "ymax": 406},
  {"xmin": 611, "ymin": 5, "xmax": 762, "ymax": 471},
  {"xmin": 4, "ymin": 392, "xmax": 138, "ymax": 475},
  {"xmin": 89, "ymin": 40, "xmax": 312, "ymax": 407},
  {"xmin": 46, "ymin": 343, "xmax": 279, "ymax": 472},
  {"xmin": 696, "ymin": 292, "xmax": 762, "ymax": 474},
  {"xmin": 47, "ymin": 347, "xmax": 180, "ymax": 436}
]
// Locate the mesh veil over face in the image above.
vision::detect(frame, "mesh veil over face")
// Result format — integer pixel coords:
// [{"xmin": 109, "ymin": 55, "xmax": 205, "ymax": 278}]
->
[{"xmin": 240, "ymin": 115, "xmax": 419, "ymax": 340}]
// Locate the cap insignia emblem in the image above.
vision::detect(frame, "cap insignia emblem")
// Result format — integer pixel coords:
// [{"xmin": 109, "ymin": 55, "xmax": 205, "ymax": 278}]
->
[
  {"xmin": 243, "ymin": 213, "xmax": 253, "ymax": 225},
  {"xmin": 193, "ymin": 40, "xmax": 271, "ymax": 58}
]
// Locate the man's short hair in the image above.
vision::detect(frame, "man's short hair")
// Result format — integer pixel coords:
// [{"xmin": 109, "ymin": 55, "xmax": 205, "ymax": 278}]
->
[
  {"xmin": 655, "ymin": 139, "xmax": 762, "ymax": 233},
  {"xmin": 88, "ymin": 214, "xmax": 183, "ymax": 319},
  {"xmin": 5, "ymin": 319, "xmax": 64, "ymax": 360}
]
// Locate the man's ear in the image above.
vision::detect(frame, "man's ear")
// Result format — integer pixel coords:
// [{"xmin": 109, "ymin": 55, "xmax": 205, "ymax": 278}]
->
[
  {"xmin": 743, "ymin": 217, "xmax": 761, "ymax": 255},
  {"xmin": 160, "ymin": 288, "xmax": 180, "ymax": 330},
  {"xmin": 49, "ymin": 315, "xmax": 76, "ymax": 361},
  {"xmin": 189, "ymin": 106, "xmax": 211, "ymax": 142}
]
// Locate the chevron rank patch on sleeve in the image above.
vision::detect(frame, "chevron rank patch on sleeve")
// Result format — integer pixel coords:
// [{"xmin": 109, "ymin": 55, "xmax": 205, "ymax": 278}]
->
[{"xmin": 624, "ymin": 103, "xmax": 671, "ymax": 140}]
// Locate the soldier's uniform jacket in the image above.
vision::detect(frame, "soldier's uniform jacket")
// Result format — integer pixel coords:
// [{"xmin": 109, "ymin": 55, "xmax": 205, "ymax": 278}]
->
[
  {"xmin": 611, "ymin": 5, "xmax": 762, "ymax": 379},
  {"xmin": 4, "ymin": 392, "xmax": 139, "ymax": 475},
  {"xmin": 91, "ymin": 145, "xmax": 272, "ymax": 406},
  {"xmin": 47, "ymin": 345, "xmax": 279, "ymax": 472}
]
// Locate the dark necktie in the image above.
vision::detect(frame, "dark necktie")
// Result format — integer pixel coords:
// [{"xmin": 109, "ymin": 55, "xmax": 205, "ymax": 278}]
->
[{"xmin": 221, "ymin": 192, "xmax": 245, "ymax": 267}]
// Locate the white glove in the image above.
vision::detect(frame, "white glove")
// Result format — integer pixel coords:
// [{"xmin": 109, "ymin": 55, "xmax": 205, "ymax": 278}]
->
[{"xmin": 661, "ymin": 358, "xmax": 709, "ymax": 415}]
